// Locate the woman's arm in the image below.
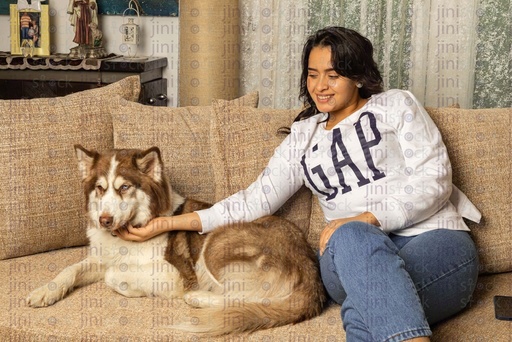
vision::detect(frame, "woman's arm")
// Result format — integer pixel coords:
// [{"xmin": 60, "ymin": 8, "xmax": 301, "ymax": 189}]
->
[
  {"xmin": 116, "ymin": 120, "xmax": 312, "ymax": 241},
  {"xmin": 193, "ymin": 123, "xmax": 310, "ymax": 234},
  {"xmin": 115, "ymin": 212, "xmax": 202, "ymax": 242}
]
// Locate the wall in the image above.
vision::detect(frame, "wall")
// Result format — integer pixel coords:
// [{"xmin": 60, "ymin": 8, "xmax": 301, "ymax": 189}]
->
[
  {"xmin": 0, "ymin": 2, "xmax": 179, "ymax": 106},
  {"xmin": 178, "ymin": 0, "xmax": 241, "ymax": 106}
]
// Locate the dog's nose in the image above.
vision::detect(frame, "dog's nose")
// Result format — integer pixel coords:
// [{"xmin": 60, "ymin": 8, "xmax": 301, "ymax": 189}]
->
[{"xmin": 99, "ymin": 215, "xmax": 113, "ymax": 228}]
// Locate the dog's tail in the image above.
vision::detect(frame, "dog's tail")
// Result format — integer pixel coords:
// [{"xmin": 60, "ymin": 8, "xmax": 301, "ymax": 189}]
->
[
  {"xmin": 171, "ymin": 290, "xmax": 324, "ymax": 335},
  {"xmin": 171, "ymin": 217, "xmax": 326, "ymax": 335}
]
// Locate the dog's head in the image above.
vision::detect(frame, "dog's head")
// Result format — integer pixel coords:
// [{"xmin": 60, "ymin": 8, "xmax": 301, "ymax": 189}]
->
[{"xmin": 74, "ymin": 145, "xmax": 172, "ymax": 232}]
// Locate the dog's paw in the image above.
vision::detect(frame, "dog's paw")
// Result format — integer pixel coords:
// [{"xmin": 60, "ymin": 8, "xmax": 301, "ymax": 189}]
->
[{"xmin": 27, "ymin": 283, "xmax": 63, "ymax": 307}]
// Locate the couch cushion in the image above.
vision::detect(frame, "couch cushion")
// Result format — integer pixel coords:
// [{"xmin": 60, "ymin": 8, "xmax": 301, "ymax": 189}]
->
[
  {"xmin": 426, "ymin": 107, "xmax": 511, "ymax": 274},
  {"xmin": 0, "ymin": 246, "xmax": 343, "ymax": 340},
  {"xmin": 431, "ymin": 272, "xmax": 512, "ymax": 341},
  {"xmin": 0, "ymin": 76, "xmax": 141, "ymax": 260},
  {"xmin": 1, "ymin": 247, "xmax": 509, "ymax": 340},
  {"xmin": 112, "ymin": 92, "xmax": 259, "ymax": 204},
  {"xmin": 209, "ymin": 100, "xmax": 312, "ymax": 235}
]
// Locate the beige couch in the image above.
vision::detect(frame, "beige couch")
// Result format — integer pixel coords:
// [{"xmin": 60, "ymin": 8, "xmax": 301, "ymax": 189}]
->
[{"xmin": 1, "ymin": 76, "xmax": 510, "ymax": 341}]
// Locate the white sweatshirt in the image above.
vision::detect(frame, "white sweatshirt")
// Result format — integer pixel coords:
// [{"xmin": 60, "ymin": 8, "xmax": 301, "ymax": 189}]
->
[{"xmin": 197, "ymin": 90, "xmax": 480, "ymax": 235}]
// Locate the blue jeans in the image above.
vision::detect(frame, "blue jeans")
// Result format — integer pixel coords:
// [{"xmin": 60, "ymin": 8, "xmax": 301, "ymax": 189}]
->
[
  {"xmin": 21, "ymin": 27, "xmax": 30, "ymax": 40},
  {"xmin": 319, "ymin": 222, "xmax": 479, "ymax": 342}
]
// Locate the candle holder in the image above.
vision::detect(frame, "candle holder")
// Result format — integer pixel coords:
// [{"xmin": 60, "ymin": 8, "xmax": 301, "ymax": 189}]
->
[{"xmin": 120, "ymin": 0, "xmax": 143, "ymax": 59}]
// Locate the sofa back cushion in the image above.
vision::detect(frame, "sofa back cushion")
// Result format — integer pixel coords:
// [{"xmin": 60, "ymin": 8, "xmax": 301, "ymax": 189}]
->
[
  {"xmin": 112, "ymin": 92, "xmax": 259, "ymax": 205},
  {"xmin": 426, "ymin": 107, "xmax": 511, "ymax": 274},
  {"xmin": 209, "ymin": 100, "xmax": 312, "ymax": 235},
  {"xmin": 0, "ymin": 76, "xmax": 141, "ymax": 260}
]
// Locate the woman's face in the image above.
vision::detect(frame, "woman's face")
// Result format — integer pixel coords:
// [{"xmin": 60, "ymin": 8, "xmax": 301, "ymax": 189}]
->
[{"xmin": 306, "ymin": 46, "xmax": 362, "ymax": 121}]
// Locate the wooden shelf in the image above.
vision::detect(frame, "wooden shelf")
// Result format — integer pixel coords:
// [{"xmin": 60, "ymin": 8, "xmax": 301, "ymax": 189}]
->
[{"xmin": 0, "ymin": 55, "xmax": 168, "ymax": 106}]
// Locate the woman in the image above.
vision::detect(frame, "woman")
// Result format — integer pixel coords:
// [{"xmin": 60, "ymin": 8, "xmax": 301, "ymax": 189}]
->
[{"xmin": 116, "ymin": 27, "xmax": 480, "ymax": 341}]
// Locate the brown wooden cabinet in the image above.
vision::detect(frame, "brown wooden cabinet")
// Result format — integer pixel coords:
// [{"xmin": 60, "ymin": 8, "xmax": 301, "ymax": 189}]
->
[{"xmin": 0, "ymin": 56, "xmax": 168, "ymax": 106}]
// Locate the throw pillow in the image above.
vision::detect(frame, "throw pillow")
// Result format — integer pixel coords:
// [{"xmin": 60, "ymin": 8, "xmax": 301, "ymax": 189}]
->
[
  {"xmin": 112, "ymin": 92, "xmax": 259, "ymax": 205},
  {"xmin": 427, "ymin": 107, "xmax": 511, "ymax": 274},
  {"xmin": 0, "ymin": 76, "xmax": 141, "ymax": 260},
  {"xmin": 209, "ymin": 100, "xmax": 312, "ymax": 236}
]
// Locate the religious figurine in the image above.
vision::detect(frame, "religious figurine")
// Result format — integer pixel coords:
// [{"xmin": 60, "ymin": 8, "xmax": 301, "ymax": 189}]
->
[{"xmin": 67, "ymin": 0, "xmax": 107, "ymax": 58}]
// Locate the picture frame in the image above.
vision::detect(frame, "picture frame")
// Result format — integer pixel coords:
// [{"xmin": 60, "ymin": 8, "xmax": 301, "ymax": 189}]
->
[{"xmin": 10, "ymin": 4, "xmax": 50, "ymax": 56}]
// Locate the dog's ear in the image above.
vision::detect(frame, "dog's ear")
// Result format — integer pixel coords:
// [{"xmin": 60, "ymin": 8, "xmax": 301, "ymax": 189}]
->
[
  {"xmin": 74, "ymin": 144, "xmax": 97, "ymax": 180},
  {"xmin": 135, "ymin": 147, "xmax": 163, "ymax": 181}
]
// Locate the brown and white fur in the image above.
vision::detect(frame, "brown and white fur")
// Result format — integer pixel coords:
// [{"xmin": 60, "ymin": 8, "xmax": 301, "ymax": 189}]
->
[{"xmin": 27, "ymin": 145, "xmax": 326, "ymax": 335}]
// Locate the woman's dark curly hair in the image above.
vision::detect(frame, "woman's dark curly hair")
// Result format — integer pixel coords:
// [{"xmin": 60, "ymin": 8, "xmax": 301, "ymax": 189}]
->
[{"xmin": 293, "ymin": 26, "xmax": 383, "ymax": 122}]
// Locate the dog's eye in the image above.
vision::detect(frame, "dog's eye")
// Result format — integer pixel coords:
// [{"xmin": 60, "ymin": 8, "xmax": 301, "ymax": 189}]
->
[
  {"xmin": 119, "ymin": 184, "xmax": 131, "ymax": 193},
  {"xmin": 96, "ymin": 185, "xmax": 105, "ymax": 193}
]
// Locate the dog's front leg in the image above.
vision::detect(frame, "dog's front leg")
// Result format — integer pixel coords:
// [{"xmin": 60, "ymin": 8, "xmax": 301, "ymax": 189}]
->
[
  {"xmin": 105, "ymin": 261, "xmax": 184, "ymax": 299},
  {"xmin": 27, "ymin": 257, "xmax": 104, "ymax": 307}
]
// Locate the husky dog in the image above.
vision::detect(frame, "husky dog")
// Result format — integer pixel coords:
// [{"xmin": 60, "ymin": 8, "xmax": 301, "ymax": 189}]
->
[{"xmin": 27, "ymin": 145, "xmax": 326, "ymax": 335}]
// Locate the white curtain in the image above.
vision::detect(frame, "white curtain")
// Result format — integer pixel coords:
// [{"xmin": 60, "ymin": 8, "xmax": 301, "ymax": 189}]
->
[
  {"xmin": 240, "ymin": 1, "xmax": 309, "ymax": 109},
  {"xmin": 239, "ymin": 0, "xmax": 511, "ymax": 109}
]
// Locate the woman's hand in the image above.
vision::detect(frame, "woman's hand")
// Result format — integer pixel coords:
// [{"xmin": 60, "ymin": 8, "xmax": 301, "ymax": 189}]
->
[
  {"xmin": 319, "ymin": 212, "xmax": 380, "ymax": 256},
  {"xmin": 113, "ymin": 212, "xmax": 203, "ymax": 242},
  {"xmin": 114, "ymin": 217, "xmax": 172, "ymax": 242},
  {"xmin": 319, "ymin": 217, "xmax": 351, "ymax": 256}
]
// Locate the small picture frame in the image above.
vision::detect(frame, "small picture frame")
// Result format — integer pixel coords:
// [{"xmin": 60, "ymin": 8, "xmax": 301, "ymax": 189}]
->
[{"xmin": 10, "ymin": 4, "xmax": 50, "ymax": 56}]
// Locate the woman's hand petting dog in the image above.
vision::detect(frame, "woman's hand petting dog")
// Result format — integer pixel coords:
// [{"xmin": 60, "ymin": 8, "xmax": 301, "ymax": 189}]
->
[
  {"xmin": 319, "ymin": 212, "xmax": 380, "ymax": 256},
  {"xmin": 114, "ymin": 217, "xmax": 169, "ymax": 242},
  {"xmin": 115, "ymin": 212, "xmax": 203, "ymax": 242}
]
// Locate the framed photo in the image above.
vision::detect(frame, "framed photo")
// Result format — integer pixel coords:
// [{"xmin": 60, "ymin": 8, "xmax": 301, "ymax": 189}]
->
[{"xmin": 10, "ymin": 4, "xmax": 50, "ymax": 56}]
